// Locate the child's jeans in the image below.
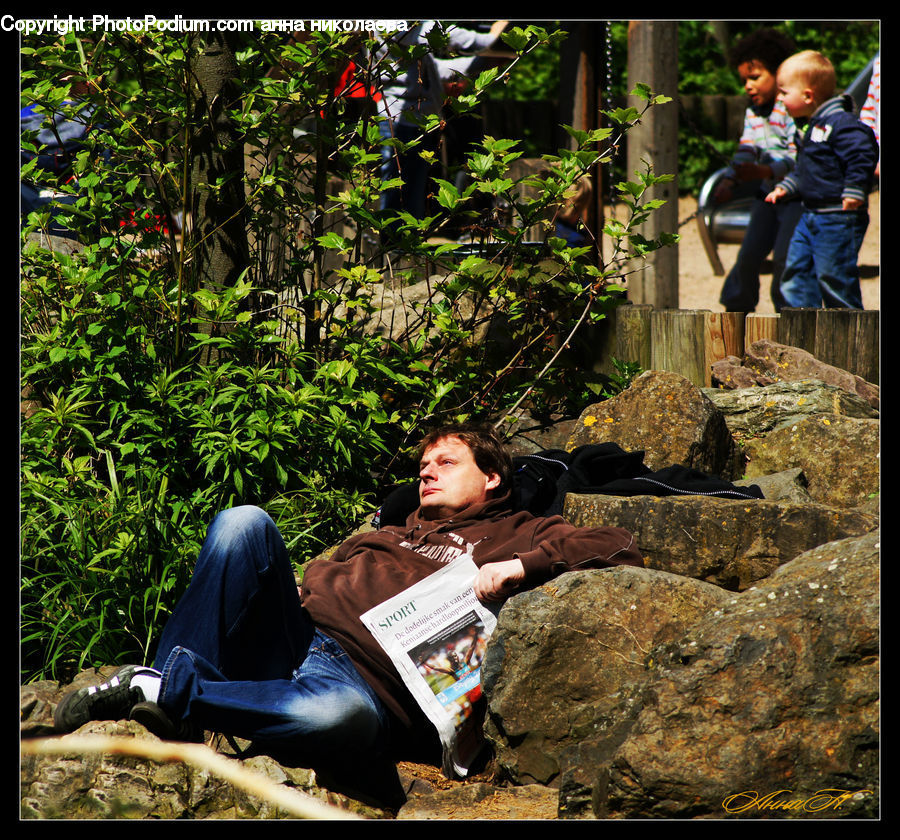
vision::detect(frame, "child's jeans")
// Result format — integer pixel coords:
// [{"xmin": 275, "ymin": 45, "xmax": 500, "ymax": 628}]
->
[
  {"xmin": 719, "ymin": 197, "xmax": 803, "ymax": 312},
  {"xmin": 779, "ymin": 209, "xmax": 869, "ymax": 309}
]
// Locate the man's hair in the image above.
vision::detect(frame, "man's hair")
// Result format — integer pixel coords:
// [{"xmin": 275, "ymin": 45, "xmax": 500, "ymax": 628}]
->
[
  {"xmin": 730, "ymin": 27, "xmax": 797, "ymax": 74},
  {"xmin": 417, "ymin": 423, "xmax": 513, "ymax": 492},
  {"xmin": 781, "ymin": 49, "xmax": 837, "ymax": 101}
]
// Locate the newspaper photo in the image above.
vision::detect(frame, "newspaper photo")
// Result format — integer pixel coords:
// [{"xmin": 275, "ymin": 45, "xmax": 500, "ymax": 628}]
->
[{"xmin": 360, "ymin": 556, "xmax": 497, "ymax": 777}]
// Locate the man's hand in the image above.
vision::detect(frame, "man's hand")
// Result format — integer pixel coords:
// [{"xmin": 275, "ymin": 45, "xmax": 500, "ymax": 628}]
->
[
  {"xmin": 765, "ymin": 185, "xmax": 787, "ymax": 204},
  {"xmin": 474, "ymin": 558, "xmax": 525, "ymax": 603},
  {"xmin": 842, "ymin": 196, "xmax": 863, "ymax": 211}
]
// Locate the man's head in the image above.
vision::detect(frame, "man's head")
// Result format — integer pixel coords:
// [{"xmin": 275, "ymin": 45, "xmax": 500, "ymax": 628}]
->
[
  {"xmin": 776, "ymin": 50, "xmax": 837, "ymax": 119},
  {"xmin": 416, "ymin": 423, "xmax": 513, "ymax": 520}
]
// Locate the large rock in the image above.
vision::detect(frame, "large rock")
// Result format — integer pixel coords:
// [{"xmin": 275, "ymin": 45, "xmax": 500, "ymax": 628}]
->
[
  {"xmin": 21, "ymin": 673, "xmax": 393, "ymax": 820},
  {"xmin": 711, "ymin": 354, "xmax": 776, "ymax": 389},
  {"xmin": 703, "ymin": 379, "xmax": 878, "ymax": 440},
  {"xmin": 575, "ymin": 531, "xmax": 880, "ymax": 820},
  {"xmin": 735, "ymin": 467, "xmax": 813, "ymax": 503},
  {"xmin": 481, "ymin": 567, "xmax": 732, "ymax": 787},
  {"xmin": 566, "ymin": 370, "xmax": 741, "ymax": 479},
  {"xmin": 743, "ymin": 414, "xmax": 880, "ymax": 509},
  {"xmin": 720, "ymin": 339, "xmax": 879, "ymax": 409},
  {"xmin": 563, "ymin": 493, "xmax": 878, "ymax": 591},
  {"xmin": 20, "ymin": 718, "xmax": 390, "ymax": 820}
]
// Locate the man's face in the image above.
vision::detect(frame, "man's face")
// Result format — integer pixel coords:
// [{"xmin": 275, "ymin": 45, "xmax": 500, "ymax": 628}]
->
[
  {"xmin": 418, "ymin": 435, "xmax": 501, "ymax": 520},
  {"xmin": 738, "ymin": 60, "xmax": 777, "ymax": 108}
]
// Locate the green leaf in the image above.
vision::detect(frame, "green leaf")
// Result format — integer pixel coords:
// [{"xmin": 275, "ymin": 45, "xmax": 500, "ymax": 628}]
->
[
  {"xmin": 474, "ymin": 66, "xmax": 499, "ymax": 91},
  {"xmin": 433, "ymin": 178, "xmax": 461, "ymax": 210},
  {"xmin": 316, "ymin": 232, "xmax": 351, "ymax": 251}
]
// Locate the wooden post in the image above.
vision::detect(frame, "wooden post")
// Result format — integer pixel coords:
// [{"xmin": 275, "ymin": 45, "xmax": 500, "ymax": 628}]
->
[
  {"xmin": 847, "ymin": 310, "xmax": 880, "ymax": 384},
  {"xmin": 777, "ymin": 308, "xmax": 818, "ymax": 354},
  {"xmin": 813, "ymin": 309, "xmax": 846, "ymax": 371},
  {"xmin": 626, "ymin": 21, "xmax": 679, "ymax": 308},
  {"xmin": 651, "ymin": 309, "xmax": 708, "ymax": 387},
  {"xmin": 704, "ymin": 312, "xmax": 745, "ymax": 385},
  {"xmin": 615, "ymin": 303, "xmax": 653, "ymax": 371},
  {"xmin": 745, "ymin": 313, "xmax": 780, "ymax": 353},
  {"xmin": 814, "ymin": 309, "xmax": 880, "ymax": 384}
]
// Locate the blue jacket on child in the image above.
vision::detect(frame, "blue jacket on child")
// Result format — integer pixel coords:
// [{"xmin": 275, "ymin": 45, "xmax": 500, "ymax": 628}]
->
[{"xmin": 778, "ymin": 94, "xmax": 878, "ymax": 210}]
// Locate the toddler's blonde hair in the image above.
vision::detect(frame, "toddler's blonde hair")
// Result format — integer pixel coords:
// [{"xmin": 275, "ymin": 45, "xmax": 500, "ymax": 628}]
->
[{"xmin": 780, "ymin": 50, "xmax": 837, "ymax": 102}]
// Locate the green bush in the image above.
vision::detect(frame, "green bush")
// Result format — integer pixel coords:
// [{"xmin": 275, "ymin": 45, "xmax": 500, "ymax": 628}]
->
[{"xmin": 20, "ymin": 22, "xmax": 675, "ymax": 683}]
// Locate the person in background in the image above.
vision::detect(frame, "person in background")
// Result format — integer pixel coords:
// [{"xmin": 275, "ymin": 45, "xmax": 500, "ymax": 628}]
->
[
  {"xmin": 372, "ymin": 21, "xmax": 508, "ymax": 223},
  {"xmin": 859, "ymin": 53, "xmax": 880, "ymax": 177},
  {"xmin": 716, "ymin": 28, "xmax": 801, "ymax": 313},
  {"xmin": 554, "ymin": 172, "xmax": 593, "ymax": 247},
  {"xmin": 20, "ymin": 75, "xmax": 99, "ymax": 238},
  {"xmin": 766, "ymin": 50, "xmax": 879, "ymax": 309}
]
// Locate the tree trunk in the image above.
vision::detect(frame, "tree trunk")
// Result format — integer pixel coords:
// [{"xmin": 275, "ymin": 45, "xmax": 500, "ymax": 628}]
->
[{"xmin": 189, "ymin": 30, "xmax": 249, "ymax": 296}]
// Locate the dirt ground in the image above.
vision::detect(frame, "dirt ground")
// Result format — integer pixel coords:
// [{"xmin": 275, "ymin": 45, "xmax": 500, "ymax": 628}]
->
[{"xmin": 673, "ymin": 190, "xmax": 880, "ymax": 313}]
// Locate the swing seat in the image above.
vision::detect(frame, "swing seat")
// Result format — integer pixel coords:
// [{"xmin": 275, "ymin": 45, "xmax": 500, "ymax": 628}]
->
[{"xmin": 696, "ymin": 167, "xmax": 756, "ymax": 276}]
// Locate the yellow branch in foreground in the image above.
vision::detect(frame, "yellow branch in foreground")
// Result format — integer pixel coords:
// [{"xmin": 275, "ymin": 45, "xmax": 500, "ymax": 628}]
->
[{"xmin": 21, "ymin": 735, "xmax": 363, "ymax": 821}]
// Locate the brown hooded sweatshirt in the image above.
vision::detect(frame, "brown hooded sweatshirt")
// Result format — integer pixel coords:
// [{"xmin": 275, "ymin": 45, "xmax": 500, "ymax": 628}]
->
[{"xmin": 300, "ymin": 491, "xmax": 642, "ymax": 731}]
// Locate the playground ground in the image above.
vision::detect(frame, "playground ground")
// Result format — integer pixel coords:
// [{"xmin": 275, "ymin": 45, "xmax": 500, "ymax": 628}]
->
[{"xmin": 675, "ymin": 189, "xmax": 880, "ymax": 314}]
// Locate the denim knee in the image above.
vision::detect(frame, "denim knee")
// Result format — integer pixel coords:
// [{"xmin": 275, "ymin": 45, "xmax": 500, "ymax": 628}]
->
[
  {"xmin": 284, "ymin": 688, "xmax": 383, "ymax": 752},
  {"xmin": 210, "ymin": 505, "xmax": 275, "ymax": 538},
  {"xmin": 200, "ymin": 505, "xmax": 283, "ymax": 571}
]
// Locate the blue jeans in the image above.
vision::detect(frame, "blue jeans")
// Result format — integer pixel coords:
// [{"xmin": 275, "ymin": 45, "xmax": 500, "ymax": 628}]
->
[
  {"xmin": 779, "ymin": 209, "xmax": 868, "ymax": 309},
  {"xmin": 719, "ymin": 197, "xmax": 803, "ymax": 312},
  {"xmin": 153, "ymin": 506, "xmax": 392, "ymax": 766}
]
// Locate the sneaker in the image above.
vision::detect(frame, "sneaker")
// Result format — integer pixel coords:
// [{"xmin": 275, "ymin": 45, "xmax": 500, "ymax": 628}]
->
[
  {"xmin": 53, "ymin": 665, "xmax": 159, "ymax": 733},
  {"xmin": 129, "ymin": 701, "xmax": 203, "ymax": 743}
]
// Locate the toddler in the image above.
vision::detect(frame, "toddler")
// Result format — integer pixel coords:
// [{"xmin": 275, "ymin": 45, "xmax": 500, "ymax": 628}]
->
[{"xmin": 766, "ymin": 50, "xmax": 879, "ymax": 308}]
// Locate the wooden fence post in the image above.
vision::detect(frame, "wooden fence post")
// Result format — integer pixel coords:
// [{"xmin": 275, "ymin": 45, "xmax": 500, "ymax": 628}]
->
[
  {"xmin": 705, "ymin": 312, "xmax": 745, "ymax": 359},
  {"xmin": 626, "ymin": 21, "xmax": 679, "ymax": 308},
  {"xmin": 813, "ymin": 309, "xmax": 880, "ymax": 384},
  {"xmin": 704, "ymin": 312, "xmax": 745, "ymax": 385},
  {"xmin": 605, "ymin": 305, "xmax": 877, "ymax": 389},
  {"xmin": 777, "ymin": 308, "xmax": 818, "ymax": 354},
  {"xmin": 651, "ymin": 309, "xmax": 708, "ymax": 387},
  {"xmin": 744, "ymin": 313, "xmax": 780, "ymax": 353},
  {"xmin": 615, "ymin": 303, "xmax": 653, "ymax": 371}
]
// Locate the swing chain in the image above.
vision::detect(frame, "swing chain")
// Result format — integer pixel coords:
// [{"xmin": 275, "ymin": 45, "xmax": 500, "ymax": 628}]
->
[{"xmin": 600, "ymin": 24, "xmax": 728, "ymax": 232}]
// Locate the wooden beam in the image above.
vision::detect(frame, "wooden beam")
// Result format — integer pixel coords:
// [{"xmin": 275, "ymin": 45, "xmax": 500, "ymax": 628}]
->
[{"xmin": 625, "ymin": 21, "xmax": 679, "ymax": 308}]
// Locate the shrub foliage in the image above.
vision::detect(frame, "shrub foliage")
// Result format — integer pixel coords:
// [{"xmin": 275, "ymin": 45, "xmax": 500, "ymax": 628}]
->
[{"xmin": 20, "ymin": 22, "xmax": 671, "ymax": 682}]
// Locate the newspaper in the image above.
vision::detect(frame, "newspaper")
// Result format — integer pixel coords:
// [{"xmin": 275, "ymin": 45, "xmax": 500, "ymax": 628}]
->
[{"xmin": 360, "ymin": 555, "xmax": 498, "ymax": 777}]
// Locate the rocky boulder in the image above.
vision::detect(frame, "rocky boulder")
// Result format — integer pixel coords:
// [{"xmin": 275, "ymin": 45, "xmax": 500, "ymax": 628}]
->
[
  {"xmin": 571, "ymin": 530, "xmax": 880, "ymax": 819},
  {"xmin": 567, "ymin": 370, "xmax": 741, "ymax": 480},
  {"xmin": 742, "ymin": 414, "xmax": 880, "ymax": 509},
  {"xmin": 481, "ymin": 567, "xmax": 733, "ymax": 788},
  {"xmin": 20, "ymin": 719, "xmax": 386, "ymax": 820},
  {"xmin": 703, "ymin": 379, "xmax": 878, "ymax": 440},
  {"xmin": 734, "ymin": 467, "xmax": 813, "ymax": 503},
  {"xmin": 397, "ymin": 781, "xmax": 559, "ymax": 820},
  {"xmin": 712, "ymin": 339, "xmax": 879, "ymax": 409},
  {"xmin": 562, "ymin": 493, "xmax": 878, "ymax": 591}
]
